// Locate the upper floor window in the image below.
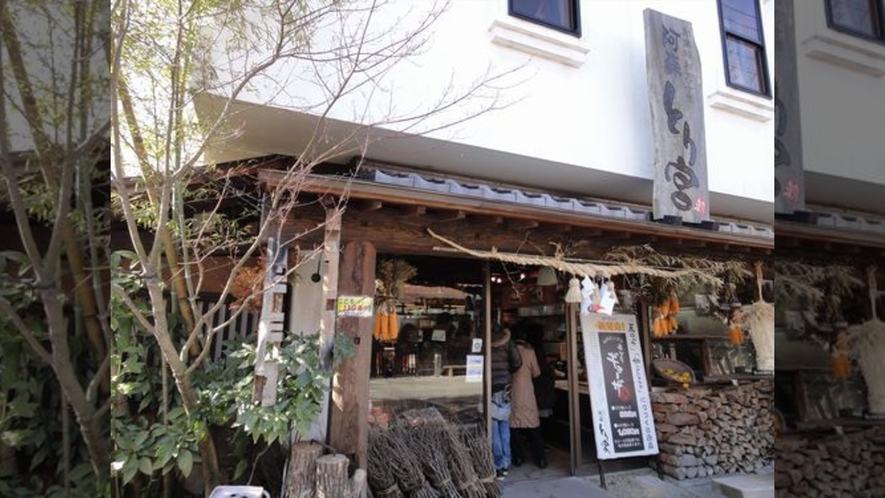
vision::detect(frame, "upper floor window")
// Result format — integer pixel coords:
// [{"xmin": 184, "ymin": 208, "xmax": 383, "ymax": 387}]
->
[
  {"xmin": 825, "ymin": 0, "xmax": 885, "ymax": 42},
  {"xmin": 509, "ymin": 0, "xmax": 580, "ymax": 36},
  {"xmin": 718, "ymin": 0, "xmax": 771, "ymax": 97}
]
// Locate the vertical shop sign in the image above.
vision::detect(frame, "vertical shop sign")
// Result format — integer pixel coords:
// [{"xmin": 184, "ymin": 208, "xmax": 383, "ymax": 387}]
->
[
  {"xmin": 774, "ymin": 0, "xmax": 805, "ymax": 214},
  {"xmin": 644, "ymin": 9, "xmax": 710, "ymax": 223},
  {"xmin": 580, "ymin": 313, "xmax": 658, "ymax": 459}
]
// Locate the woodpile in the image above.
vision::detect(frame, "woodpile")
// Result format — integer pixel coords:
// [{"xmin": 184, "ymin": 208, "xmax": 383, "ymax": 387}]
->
[
  {"xmin": 775, "ymin": 426, "xmax": 885, "ymax": 498},
  {"xmin": 651, "ymin": 380, "xmax": 774, "ymax": 480}
]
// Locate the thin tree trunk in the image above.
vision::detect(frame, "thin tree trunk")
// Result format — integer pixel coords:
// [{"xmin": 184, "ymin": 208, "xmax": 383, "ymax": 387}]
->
[{"xmin": 145, "ymin": 280, "xmax": 221, "ymax": 494}]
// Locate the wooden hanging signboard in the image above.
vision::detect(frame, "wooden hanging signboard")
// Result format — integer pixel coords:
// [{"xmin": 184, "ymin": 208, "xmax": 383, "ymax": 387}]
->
[{"xmin": 644, "ymin": 9, "xmax": 710, "ymax": 223}]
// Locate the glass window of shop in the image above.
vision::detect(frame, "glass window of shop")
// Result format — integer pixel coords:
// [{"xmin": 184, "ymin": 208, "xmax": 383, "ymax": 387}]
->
[{"xmin": 368, "ymin": 258, "xmax": 485, "ymax": 428}]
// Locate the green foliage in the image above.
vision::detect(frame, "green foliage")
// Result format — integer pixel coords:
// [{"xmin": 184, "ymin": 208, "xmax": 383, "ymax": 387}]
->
[
  {"xmin": 111, "ymin": 243, "xmax": 354, "ymax": 491},
  {"xmin": 197, "ymin": 332, "xmax": 354, "ymax": 447},
  {"xmin": 0, "ymin": 306, "xmax": 105, "ymax": 496},
  {"xmin": 111, "ymin": 407, "xmax": 200, "ymax": 486}
]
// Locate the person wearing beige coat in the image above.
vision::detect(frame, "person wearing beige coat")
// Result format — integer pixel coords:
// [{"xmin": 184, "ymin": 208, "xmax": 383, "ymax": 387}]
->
[{"xmin": 510, "ymin": 328, "xmax": 548, "ymax": 468}]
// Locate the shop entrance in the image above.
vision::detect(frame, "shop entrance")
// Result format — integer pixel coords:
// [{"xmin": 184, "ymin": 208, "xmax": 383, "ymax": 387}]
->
[{"xmin": 366, "ymin": 253, "xmax": 590, "ymax": 481}]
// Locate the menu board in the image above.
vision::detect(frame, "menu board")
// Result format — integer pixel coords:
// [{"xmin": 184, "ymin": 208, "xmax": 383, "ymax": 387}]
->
[{"xmin": 580, "ymin": 313, "xmax": 659, "ymax": 459}]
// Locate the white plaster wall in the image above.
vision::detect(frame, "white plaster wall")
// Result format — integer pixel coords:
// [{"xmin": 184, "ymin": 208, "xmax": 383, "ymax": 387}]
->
[
  {"xmin": 204, "ymin": 0, "xmax": 775, "ymax": 214},
  {"xmin": 793, "ymin": 1, "xmax": 885, "ymax": 188},
  {"xmin": 287, "ymin": 249, "xmax": 328, "ymax": 441}
]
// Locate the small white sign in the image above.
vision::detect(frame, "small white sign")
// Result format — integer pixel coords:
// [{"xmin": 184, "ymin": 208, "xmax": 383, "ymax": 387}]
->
[
  {"xmin": 465, "ymin": 355, "xmax": 483, "ymax": 383},
  {"xmin": 471, "ymin": 338, "xmax": 483, "ymax": 353},
  {"xmin": 431, "ymin": 329, "xmax": 446, "ymax": 342}
]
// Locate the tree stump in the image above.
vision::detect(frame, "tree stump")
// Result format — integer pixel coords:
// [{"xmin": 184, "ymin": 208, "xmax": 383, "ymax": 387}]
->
[
  {"xmin": 315, "ymin": 454, "xmax": 367, "ymax": 498},
  {"xmin": 286, "ymin": 441, "xmax": 323, "ymax": 498}
]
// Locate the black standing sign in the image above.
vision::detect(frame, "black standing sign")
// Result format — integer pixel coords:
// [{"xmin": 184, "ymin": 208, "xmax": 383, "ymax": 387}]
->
[
  {"xmin": 644, "ymin": 9, "xmax": 710, "ymax": 223},
  {"xmin": 581, "ymin": 314, "xmax": 658, "ymax": 460}
]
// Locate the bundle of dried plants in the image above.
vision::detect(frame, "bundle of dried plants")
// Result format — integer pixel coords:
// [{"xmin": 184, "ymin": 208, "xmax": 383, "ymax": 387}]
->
[
  {"xmin": 408, "ymin": 424, "xmax": 461, "ymax": 497},
  {"xmin": 457, "ymin": 424, "xmax": 501, "ymax": 498},
  {"xmin": 603, "ymin": 245, "xmax": 748, "ymax": 304},
  {"xmin": 439, "ymin": 426, "xmax": 485, "ymax": 498},
  {"xmin": 388, "ymin": 427, "xmax": 435, "ymax": 496},
  {"xmin": 377, "ymin": 258, "xmax": 418, "ymax": 300},
  {"xmin": 368, "ymin": 428, "xmax": 405, "ymax": 498}
]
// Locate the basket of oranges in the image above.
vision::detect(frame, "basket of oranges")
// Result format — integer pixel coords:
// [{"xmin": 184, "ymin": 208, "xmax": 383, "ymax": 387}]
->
[{"xmin": 653, "ymin": 358, "xmax": 696, "ymax": 389}]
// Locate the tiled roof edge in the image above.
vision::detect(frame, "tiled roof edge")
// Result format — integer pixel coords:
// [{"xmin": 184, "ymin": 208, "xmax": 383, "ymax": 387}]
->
[{"xmin": 355, "ymin": 167, "xmax": 774, "ymax": 240}]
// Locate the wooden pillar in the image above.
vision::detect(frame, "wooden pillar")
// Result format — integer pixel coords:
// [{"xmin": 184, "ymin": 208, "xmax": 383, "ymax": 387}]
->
[
  {"xmin": 483, "ymin": 261, "xmax": 492, "ymax": 438},
  {"xmin": 566, "ymin": 302, "xmax": 582, "ymax": 476},
  {"xmin": 312, "ymin": 201, "xmax": 342, "ymax": 442},
  {"xmin": 328, "ymin": 241, "xmax": 376, "ymax": 469}
]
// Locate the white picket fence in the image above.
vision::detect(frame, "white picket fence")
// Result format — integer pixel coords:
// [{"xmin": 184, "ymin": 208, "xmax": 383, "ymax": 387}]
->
[{"xmin": 193, "ymin": 299, "xmax": 261, "ymax": 362}]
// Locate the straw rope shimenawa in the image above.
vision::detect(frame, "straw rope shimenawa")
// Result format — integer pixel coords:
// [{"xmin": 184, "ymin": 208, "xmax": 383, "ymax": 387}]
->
[{"xmin": 427, "ymin": 228, "xmax": 723, "ymax": 285}]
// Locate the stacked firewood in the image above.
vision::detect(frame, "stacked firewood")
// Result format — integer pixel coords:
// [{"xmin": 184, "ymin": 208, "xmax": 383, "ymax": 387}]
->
[
  {"xmin": 651, "ymin": 380, "xmax": 774, "ymax": 480},
  {"xmin": 775, "ymin": 426, "xmax": 885, "ymax": 498}
]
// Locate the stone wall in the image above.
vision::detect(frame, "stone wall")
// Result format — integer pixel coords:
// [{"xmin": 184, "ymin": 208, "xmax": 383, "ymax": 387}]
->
[
  {"xmin": 650, "ymin": 380, "xmax": 774, "ymax": 480},
  {"xmin": 775, "ymin": 426, "xmax": 885, "ymax": 498}
]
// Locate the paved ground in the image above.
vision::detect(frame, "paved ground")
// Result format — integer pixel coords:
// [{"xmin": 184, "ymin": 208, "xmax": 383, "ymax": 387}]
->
[
  {"xmin": 502, "ymin": 467, "xmax": 734, "ymax": 498},
  {"xmin": 501, "ymin": 476, "xmax": 615, "ymax": 498}
]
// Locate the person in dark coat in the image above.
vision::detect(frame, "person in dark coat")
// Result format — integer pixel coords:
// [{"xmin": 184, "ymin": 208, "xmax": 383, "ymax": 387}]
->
[
  {"xmin": 490, "ymin": 323, "xmax": 521, "ymax": 478},
  {"xmin": 527, "ymin": 322, "xmax": 556, "ymax": 420},
  {"xmin": 510, "ymin": 325, "xmax": 548, "ymax": 469}
]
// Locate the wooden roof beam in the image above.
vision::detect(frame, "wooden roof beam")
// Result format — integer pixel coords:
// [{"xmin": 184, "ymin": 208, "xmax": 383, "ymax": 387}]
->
[
  {"xmin": 400, "ymin": 205, "xmax": 426, "ymax": 217},
  {"xmin": 473, "ymin": 214, "xmax": 504, "ymax": 225},
  {"xmin": 353, "ymin": 199, "xmax": 383, "ymax": 212},
  {"xmin": 434, "ymin": 210, "xmax": 466, "ymax": 223},
  {"xmin": 506, "ymin": 219, "xmax": 539, "ymax": 231}
]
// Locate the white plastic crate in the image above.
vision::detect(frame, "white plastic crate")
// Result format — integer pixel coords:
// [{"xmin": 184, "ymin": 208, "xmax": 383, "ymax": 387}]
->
[{"xmin": 209, "ymin": 485, "xmax": 270, "ymax": 498}]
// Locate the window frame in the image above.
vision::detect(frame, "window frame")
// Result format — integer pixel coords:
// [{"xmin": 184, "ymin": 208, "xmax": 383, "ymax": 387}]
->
[
  {"xmin": 824, "ymin": 0, "xmax": 885, "ymax": 44},
  {"xmin": 716, "ymin": 0, "xmax": 772, "ymax": 98},
  {"xmin": 508, "ymin": 0, "xmax": 581, "ymax": 37}
]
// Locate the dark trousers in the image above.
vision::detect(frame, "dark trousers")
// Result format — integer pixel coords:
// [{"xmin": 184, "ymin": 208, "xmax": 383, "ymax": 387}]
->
[{"xmin": 511, "ymin": 426, "xmax": 545, "ymax": 465}]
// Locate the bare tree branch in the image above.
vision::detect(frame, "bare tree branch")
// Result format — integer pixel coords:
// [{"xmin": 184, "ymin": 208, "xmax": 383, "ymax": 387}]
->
[{"xmin": 0, "ymin": 296, "xmax": 53, "ymax": 365}]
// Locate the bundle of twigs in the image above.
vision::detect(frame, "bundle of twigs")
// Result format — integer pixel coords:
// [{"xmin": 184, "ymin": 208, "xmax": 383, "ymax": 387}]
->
[
  {"xmin": 439, "ymin": 425, "xmax": 485, "ymax": 498},
  {"xmin": 388, "ymin": 427, "xmax": 439, "ymax": 497},
  {"xmin": 368, "ymin": 428, "xmax": 405, "ymax": 498},
  {"xmin": 457, "ymin": 424, "xmax": 501, "ymax": 498},
  {"xmin": 408, "ymin": 424, "xmax": 461, "ymax": 498}
]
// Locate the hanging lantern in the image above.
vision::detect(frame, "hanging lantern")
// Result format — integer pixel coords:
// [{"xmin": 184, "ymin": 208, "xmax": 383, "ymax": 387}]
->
[{"xmin": 537, "ymin": 266, "xmax": 558, "ymax": 286}]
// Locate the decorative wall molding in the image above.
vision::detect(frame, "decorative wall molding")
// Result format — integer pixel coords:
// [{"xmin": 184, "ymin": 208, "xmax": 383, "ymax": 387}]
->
[
  {"xmin": 801, "ymin": 33, "xmax": 885, "ymax": 77},
  {"xmin": 706, "ymin": 87, "xmax": 775, "ymax": 122},
  {"xmin": 489, "ymin": 18, "xmax": 589, "ymax": 67}
]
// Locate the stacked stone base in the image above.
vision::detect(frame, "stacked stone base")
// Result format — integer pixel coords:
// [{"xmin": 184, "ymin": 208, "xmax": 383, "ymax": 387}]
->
[{"xmin": 651, "ymin": 380, "xmax": 774, "ymax": 480}]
